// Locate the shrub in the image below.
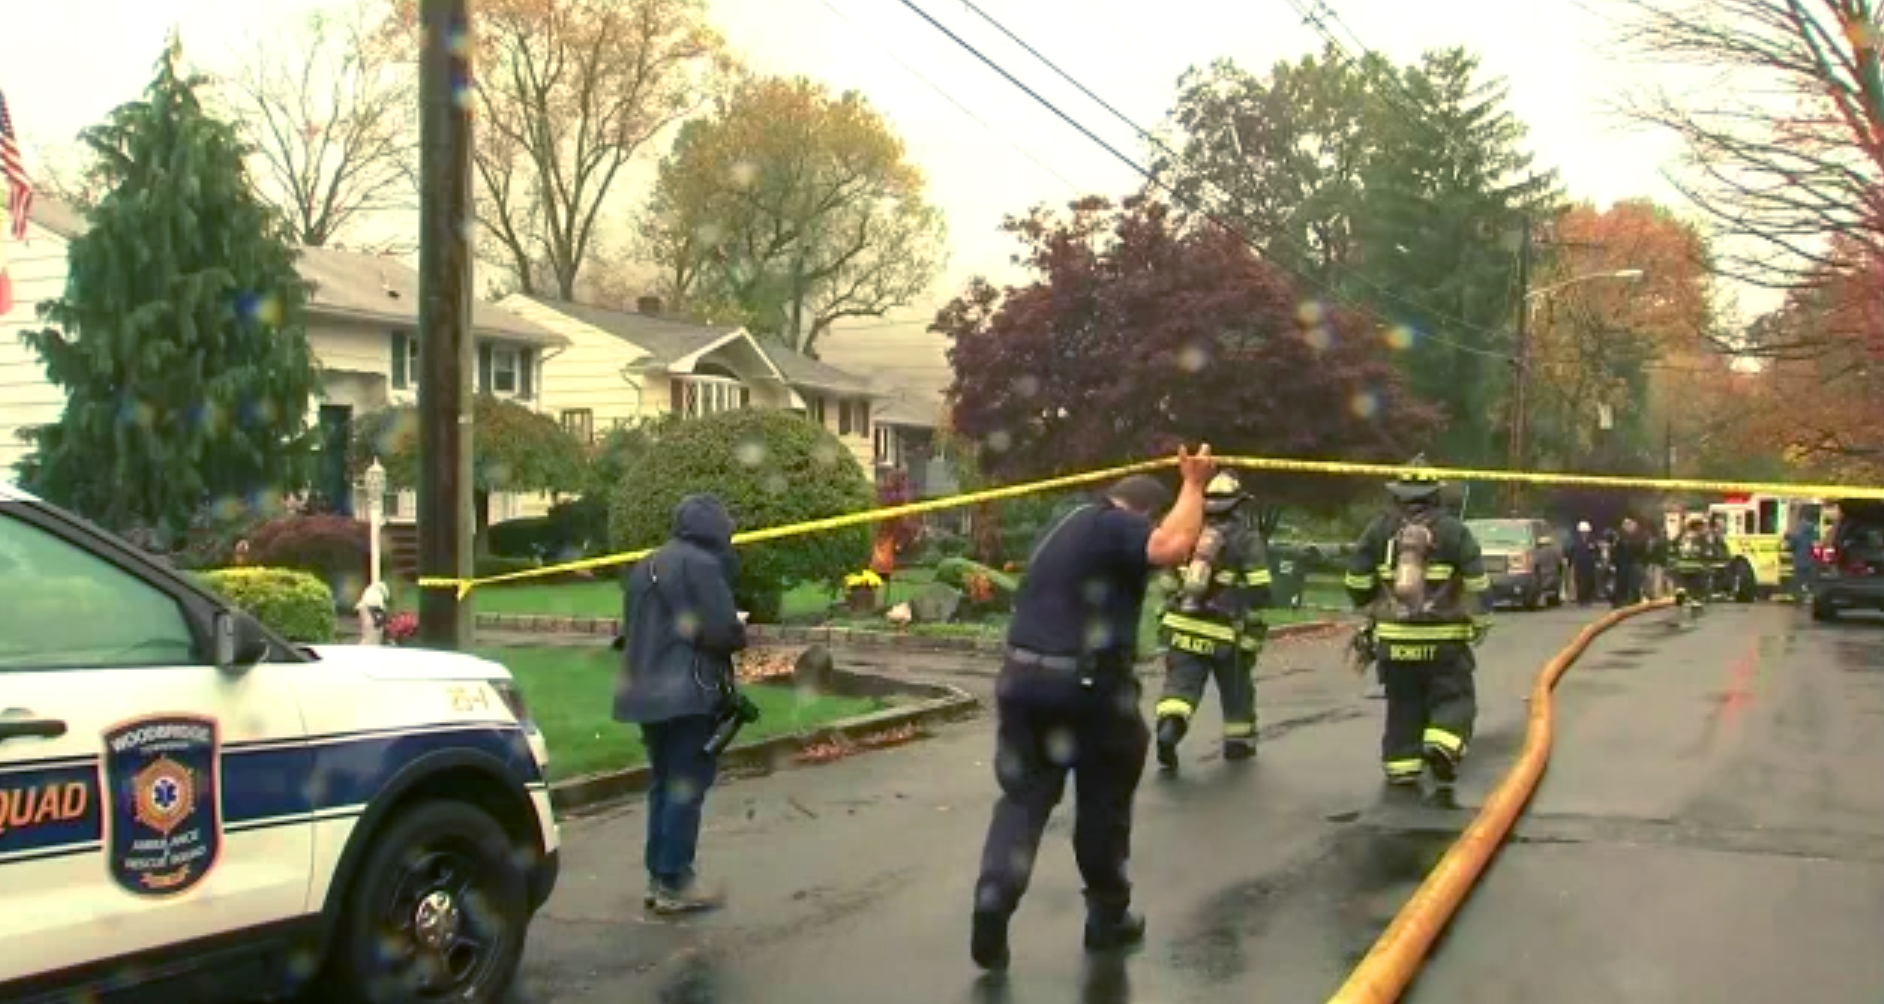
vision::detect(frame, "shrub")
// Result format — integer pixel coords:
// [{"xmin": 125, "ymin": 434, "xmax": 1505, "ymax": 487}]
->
[
  {"xmin": 247, "ymin": 515, "xmax": 370, "ymax": 604},
  {"xmin": 936, "ymin": 556, "xmax": 1019, "ymax": 613},
  {"xmin": 171, "ymin": 497, "xmax": 282, "ymax": 570},
  {"xmin": 608, "ymin": 409, "xmax": 873, "ymax": 623},
  {"xmin": 197, "ymin": 567, "xmax": 337, "ymax": 643}
]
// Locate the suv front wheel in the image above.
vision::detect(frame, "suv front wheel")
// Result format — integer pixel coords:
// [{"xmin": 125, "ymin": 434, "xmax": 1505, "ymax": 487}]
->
[{"xmin": 325, "ymin": 800, "xmax": 531, "ymax": 1003}]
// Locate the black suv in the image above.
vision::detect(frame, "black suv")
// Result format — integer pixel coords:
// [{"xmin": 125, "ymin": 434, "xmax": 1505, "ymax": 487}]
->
[{"xmin": 1810, "ymin": 500, "xmax": 1884, "ymax": 621}]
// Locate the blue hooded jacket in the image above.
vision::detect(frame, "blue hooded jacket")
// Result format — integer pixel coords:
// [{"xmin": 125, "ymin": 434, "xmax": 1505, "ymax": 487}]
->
[{"xmin": 613, "ymin": 495, "xmax": 748, "ymax": 724}]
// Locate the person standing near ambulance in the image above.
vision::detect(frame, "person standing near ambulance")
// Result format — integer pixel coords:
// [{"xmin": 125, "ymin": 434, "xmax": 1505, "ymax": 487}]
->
[
  {"xmin": 970, "ymin": 445, "xmax": 1217, "ymax": 971},
  {"xmin": 1343, "ymin": 456, "xmax": 1491, "ymax": 794}
]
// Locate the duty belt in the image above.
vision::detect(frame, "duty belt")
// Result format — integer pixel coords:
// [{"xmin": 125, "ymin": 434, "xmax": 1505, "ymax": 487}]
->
[{"xmin": 1006, "ymin": 647, "xmax": 1129, "ymax": 686}]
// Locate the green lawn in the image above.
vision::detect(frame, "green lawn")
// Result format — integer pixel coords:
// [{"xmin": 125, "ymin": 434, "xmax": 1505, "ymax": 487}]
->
[
  {"xmin": 478, "ymin": 646, "xmax": 885, "ymax": 781},
  {"xmin": 397, "ymin": 567, "xmax": 939, "ymax": 621}
]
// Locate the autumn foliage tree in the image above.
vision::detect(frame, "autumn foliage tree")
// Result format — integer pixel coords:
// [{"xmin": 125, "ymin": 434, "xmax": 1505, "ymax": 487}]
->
[
  {"xmin": 1525, "ymin": 199, "xmax": 1718, "ymax": 470},
  {"xmin": 940, "ymin": 197, "xmax": 1438, "ymax": 508}
]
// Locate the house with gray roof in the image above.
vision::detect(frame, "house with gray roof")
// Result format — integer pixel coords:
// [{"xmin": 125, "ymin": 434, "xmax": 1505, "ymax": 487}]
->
[
  {"xmin": 0, "ymin": 197, "xmax": 565, "ymax": 522},
  {"xmin": 500, "ymin": 293, "xmax": 917, "ymax": 482}
]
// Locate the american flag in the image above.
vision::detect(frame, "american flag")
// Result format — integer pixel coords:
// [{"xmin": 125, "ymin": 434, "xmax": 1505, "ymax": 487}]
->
[{"xmin": 0, "ymin": 88, "xmax": 32, "ymax": 242}]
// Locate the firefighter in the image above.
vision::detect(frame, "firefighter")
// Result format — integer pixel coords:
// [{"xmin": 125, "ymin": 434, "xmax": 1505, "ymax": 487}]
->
[
  {"xmin": 1343, "ymin": 456, "xmax": 1491, "ymax": 794},
  {"xmin": 1670, "ymin": 515, "xmax": 1713, "ymax": 613},
  {"xmin": 1152, "ymin": 472, "xmax": 1274, "ymax": 770},
  {"xmin": 1705, "ymin": 513, "xmax": 1733, "ymax": 600}
]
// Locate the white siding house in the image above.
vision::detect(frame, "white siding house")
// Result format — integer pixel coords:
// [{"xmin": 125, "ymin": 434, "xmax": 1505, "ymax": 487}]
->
[
  {"xmin": 502, "ymin": 294, "xmax": 893, "ymax": 479},
  {"xmin": 0, "ymin": 198, "xmax": 569, "ymax": 525}
]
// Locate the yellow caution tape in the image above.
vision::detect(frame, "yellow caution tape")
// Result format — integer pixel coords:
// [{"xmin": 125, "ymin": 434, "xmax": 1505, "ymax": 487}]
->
[
  {"xmin": 417, "ymin": 456, "xmax": 1177, "ymax": 597},
  {"xmin": 417, "ymin": 452, "xmax": 1883, "ymax": 596}
]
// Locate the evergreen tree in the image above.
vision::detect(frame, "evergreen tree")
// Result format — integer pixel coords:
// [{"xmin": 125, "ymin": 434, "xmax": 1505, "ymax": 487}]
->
[
  {"xmin": 1351, "ymin": 47, "xmax": 1561, "ymax": 466},
  {"xmin": 18, "ymin": 37, "xmax": 318, "ymax": 541}
]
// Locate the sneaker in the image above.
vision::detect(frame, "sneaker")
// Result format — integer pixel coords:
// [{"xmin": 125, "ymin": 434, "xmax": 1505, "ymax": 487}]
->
[
  {"xmin": 971, "ymin": 910, "xmax": 1011, "ymax": 971},
  {"xmin": 1083, "ymin": 911, "xmax": 1147, "ymax": 952},
  {"xmin": 649, "ymin": 882, "xmax": 724, "ymax": 916},
  {"xmin": 1223, "ymin": 739, "xmax": 1256, "ymax": 761}
]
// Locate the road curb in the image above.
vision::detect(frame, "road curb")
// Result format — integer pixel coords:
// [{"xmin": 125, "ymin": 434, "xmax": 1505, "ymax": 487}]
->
[
  {"xmin": 546, "ymin": 667, "xmax": 980, "ymax": 815},
  {"xmin": 477, "ymin": 612, "xmax": 1340, "ymax": 652},
  {"xmin": 1327, "ymin": 598, "xmax": 1676, "ymax": 1004}
]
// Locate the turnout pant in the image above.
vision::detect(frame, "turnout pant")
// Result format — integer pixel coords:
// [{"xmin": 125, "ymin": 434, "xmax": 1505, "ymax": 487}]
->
[
  {"xmin": 1377, "ymin": 641, "xmax": 1476, "ymax": 782},
  {"xmin": 974, "ymin": 655, "xmax": 1149, "ymax": 921},
  {"xmin": 1673, "ymin": 568, "xmax": 1712, "ymax": 601},
  {"xmin": 1155, "ymin": 645, "xmax": 1257, "ymax": 744}
]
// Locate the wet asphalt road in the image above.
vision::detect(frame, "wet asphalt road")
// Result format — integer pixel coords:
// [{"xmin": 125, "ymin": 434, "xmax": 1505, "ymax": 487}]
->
[
  {"xmin": 1405, "ymin": 603, "xmax": 1884, "ymax": 1004},
  {"xmin": 505, "ymin": 605, "xmax": 1601, "ymax": 1004}
]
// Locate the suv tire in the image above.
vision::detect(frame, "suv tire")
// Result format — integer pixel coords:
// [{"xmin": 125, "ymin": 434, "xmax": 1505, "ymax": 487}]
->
[{"xmin": 324, "ymin": 800, "xmax": 530, "ymax": 1004}]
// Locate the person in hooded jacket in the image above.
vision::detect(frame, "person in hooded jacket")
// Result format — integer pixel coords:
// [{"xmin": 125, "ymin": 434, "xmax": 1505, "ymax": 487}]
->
[{"xmin": 615, "ymin": 494, "xmax": 751, "ymax": 915}]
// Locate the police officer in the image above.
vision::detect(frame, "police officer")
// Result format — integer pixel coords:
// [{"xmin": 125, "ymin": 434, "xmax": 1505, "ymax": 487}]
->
[
  {"xmin": 1152, "ymin": 472, "xmax": 1274, "ymax": 769},
  {"xmin": 970, "ymin": 445, "xmax": 1218, "ymax": 972},
  {"xmin": 1343, "ymin": 456, "xmax": 1491, "ymax": 793}
]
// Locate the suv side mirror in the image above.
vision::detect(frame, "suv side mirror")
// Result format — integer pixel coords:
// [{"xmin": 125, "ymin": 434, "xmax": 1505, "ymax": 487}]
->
[{"xmin": 213, "ymin": 610, "xmax": 271, "ymax": 672}]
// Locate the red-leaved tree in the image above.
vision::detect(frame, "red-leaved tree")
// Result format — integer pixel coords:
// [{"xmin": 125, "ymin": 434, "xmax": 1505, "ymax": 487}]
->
[{"xmin": 939, "ymin": 196, "xmax": 1438, "ymax": 508}]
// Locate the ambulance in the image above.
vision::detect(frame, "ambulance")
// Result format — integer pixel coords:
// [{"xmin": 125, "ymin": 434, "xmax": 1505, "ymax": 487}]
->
[{"xmin": 0, "ymin": 482, "xmax": 560, "ymax": 1003}]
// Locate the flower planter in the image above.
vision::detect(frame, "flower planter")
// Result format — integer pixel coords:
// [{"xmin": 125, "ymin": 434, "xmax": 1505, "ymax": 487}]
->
[{"xmin": 846, "ymin": 587, "xmax": 880, "ymax": 614}]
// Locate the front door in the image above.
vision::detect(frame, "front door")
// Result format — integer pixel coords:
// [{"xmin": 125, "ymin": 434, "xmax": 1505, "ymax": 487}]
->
[
  {"xmin": 0, "ymin": 507, "xmax": 312, "ymax": 988},
  {"xmin": 317, "ymin": 404, "xmax": 354, "ymax": 516}
]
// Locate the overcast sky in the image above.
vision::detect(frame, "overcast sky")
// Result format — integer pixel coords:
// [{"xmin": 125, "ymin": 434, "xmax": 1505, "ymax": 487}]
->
[{"xmin": 3, "ymin": 0, "xmax": 1729, "ymax": 397}]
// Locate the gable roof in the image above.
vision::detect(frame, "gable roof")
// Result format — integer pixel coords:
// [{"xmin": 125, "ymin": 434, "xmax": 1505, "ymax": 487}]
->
[
  {"xmin": 516, "ymin": 296, "xmax": 875, "ymax": 395},
  {"xmin": 873, "ymin": 385, "xmax": 945, "ymax": 428},
  {"xmin": 297, "ymin": 246, "xmax": 562, "ymax": 345},
  {"xmin": 19, "ymin": 199, "xmax": 558, "ymax": 345}
]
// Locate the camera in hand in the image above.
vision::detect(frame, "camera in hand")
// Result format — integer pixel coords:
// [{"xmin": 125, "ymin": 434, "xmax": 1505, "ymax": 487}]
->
[{"xmin": 704, "ymin": 691, "xmax": 763, "ymax": 756}]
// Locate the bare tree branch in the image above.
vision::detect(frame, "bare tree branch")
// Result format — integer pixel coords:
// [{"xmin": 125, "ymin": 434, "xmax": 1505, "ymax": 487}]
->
[{"xmin": 226, "ymin": 0, "xmax": 417, "ymax": 250}]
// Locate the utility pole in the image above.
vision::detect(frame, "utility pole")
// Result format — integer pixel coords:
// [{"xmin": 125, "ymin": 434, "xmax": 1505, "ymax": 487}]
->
[
  {"xmin": 1504, "ymin": 213, "xmax": 1532, "ymax": 513},
  {"xmin": 417, "ymin": 0, "xmax": 475, "ymax": 650}
]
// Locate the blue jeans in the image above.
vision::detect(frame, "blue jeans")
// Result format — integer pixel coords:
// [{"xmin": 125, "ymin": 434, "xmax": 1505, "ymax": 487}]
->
[{"xmin": 641, "ymin": 714, "xmax": 720, "ymax": 890}]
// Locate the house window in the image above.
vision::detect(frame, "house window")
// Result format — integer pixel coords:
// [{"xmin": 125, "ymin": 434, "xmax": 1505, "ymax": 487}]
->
[
  {"xmin": 874, "ymin": 425, "xmax": 899, "ymax": 466},
  {"xmin": 671, "ymin": 375, "xmax": 748, "ymax": 418},
  {"xmin": 561, "ymin": 408, "xmax": 594, "ymax": 444},
  {"xmin": 383, "ymin": 492, "xmax": 402, "ymax": 518},
  {"xmin": 839, "ymin": 399, "xmax": 870, "ymax": 437},
  {"xmin": 392, "ymin": 331, "xmax": 420, "ymax": 389},
  {"xmin": 806, "ymin": 395, "xmax": 826, "ymax": 426},
  {"xmin": 493, "ymin": 348, "xmax": 519, "ymax": 393}
]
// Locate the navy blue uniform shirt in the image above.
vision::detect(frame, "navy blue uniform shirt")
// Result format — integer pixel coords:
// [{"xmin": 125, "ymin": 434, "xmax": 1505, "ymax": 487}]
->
[{"xmin": 1005, "ymin": 503, "xmax": 1154, "ymax": 659}]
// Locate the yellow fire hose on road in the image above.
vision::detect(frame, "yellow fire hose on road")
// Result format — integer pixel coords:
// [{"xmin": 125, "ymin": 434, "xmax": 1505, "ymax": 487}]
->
[{"xmin": 1325, "ymin": 597, "xmax": 1675, "ymax": 1004}]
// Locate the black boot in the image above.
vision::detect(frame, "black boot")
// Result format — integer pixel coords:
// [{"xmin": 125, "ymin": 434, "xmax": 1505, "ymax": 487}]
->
[
  {"xmin": 1084, "ymin": 908, "xmax": 1147, "ymax": 952},
  {"xmin": 1423, "ymin": 745, "xmax": 1459, "ymax": 789},
  {"xmin": 971, "ymin": 909, "xmax": 1010, "ymax": 971},
  {"xmin": 1154, "ymin": 716, "xmax": 1185, "ymax": 771},
  {"xmin": 1223, "ymin": 737, "xmax": 1256, "ymax": 761}
]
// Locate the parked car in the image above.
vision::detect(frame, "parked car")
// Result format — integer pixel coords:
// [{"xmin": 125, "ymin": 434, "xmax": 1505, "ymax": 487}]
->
[
  {"xmin": 1464, "ymin": 518, "xmax": 1567, "ymax": 610},
  {"xmin": 1810, "ymin": 499, "xmax": 1884, "ymax": 621}
]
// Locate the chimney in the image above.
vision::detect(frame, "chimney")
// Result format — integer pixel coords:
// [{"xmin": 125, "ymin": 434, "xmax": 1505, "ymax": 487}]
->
[{"xmin": 636, "ymin": 295, "xmax": 662, "ymax": 316}]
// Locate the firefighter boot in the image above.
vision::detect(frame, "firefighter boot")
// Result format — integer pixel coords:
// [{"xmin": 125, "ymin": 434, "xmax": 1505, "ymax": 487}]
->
[
  {"xmin": 1084, "ymin": 908, "xmax": 1147, "ymax": 953},
  {"xmin": 971, "ymin": 909, "xmax": 1010, "ymax": 971},
  {"xmin": 1155, "ymin": 716, "xmax": 1186, "ymax": 772},
  {"xmin": 1224, "ymin": 738, "xmax": 1256, "ymax": 761},
  {"xmin": 1423, "ymin": 744, "xmax": 1459, "ymax": 791}
]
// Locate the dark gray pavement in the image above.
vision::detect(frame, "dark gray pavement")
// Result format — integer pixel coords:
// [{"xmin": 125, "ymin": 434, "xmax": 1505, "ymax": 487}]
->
[
  {"xmin": 1403, "ymin": 604, "xmax": 1884, "ymax": 1004},
  {"xmin": 509, "ymin": 607, "xmax": 1616, "ymax": 1004}
]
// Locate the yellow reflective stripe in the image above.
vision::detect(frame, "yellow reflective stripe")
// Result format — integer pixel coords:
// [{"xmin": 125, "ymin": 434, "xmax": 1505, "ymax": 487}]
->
[
  {"xmin": 1383, "ymin": 758, "xmax": 1424, "ymax": 778},
  {"xmin": 1376, "ymin": 564, "xmax": 1393, "ymax": 579},
  {"xmin": 1238, "ymin": 635, "xmax": 1263, "ymax": 652},
  {"xmin": 1375, "ymin": 622, "xmax": 1475, "ymax": 641},
  {"xmin": 1423, "ymin": 727, "xmax": 1465, "ymax": 754},
  {"xmin": 1245, "ymin": 570, "xmax": 1274, "ymax": 585},
  {"xmin": 1222, "ymin": 721, "xmax": 1256, "ymax": 737},
  {"xmin": 1472, "ymin": 615, "xmax": 1493, "ymax": 629},
  {"xmin": 1213, "ymin": 570, "xmax": 1238, "ymax": 585},
  {"xmin": 1344, "ymin": 572, "xmax": 1374, "ymax": 589},
  {"xmin": 1155, "ymin": 698, "xmax": 1194, "ymax": 719},
  {"xmin": 1426, "ymin": 563, "xmax": 1455, "ymax": 579},
  {"xmin": 1159, "ymin": 613, "xmax": 1237, "ymax": 641},
  {"xmin": 1462, "ymin": 574, "xmax": 1491, "ymax": 592}
]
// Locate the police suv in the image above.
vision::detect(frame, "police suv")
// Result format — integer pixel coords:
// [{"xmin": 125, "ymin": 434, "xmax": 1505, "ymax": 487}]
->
[{"xmin": 0, "ymin": 483, "xmax": 560, "ymax": 1003}]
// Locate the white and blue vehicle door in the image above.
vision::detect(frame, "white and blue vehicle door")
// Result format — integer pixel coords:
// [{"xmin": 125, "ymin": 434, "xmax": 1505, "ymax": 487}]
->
[{"xmin": 0, "ymin": 510, "xmax": 312, "ymax": 985}]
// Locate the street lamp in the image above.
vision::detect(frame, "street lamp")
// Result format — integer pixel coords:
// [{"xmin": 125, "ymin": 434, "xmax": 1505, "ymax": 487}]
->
[{"xmin": 364, "ymin": 458, "xmax": 386, "ymax": 587}]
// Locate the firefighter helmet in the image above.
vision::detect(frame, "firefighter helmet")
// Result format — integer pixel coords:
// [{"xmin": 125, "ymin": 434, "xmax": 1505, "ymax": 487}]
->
[
  {"xmin": 1203, "ymin": 472, "xmax": 1246, "ymax": 515},
  {"xmin": 1385, "ymin": 453, "xmax": 1444, "ymax": 502}
]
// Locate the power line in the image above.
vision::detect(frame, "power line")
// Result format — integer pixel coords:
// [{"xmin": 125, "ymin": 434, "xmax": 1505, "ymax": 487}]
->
[
  {"xmin": 818, "ymin": 0, "xmax": 1081, "ymax": 195},
  {"xmin": 917, "ymin": 0, "xmax": 1516, "ymax": 362}
]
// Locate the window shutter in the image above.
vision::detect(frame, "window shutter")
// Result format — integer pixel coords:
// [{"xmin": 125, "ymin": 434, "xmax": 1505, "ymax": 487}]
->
[
  {"xmin": 739, "ymin": 384, "xmax": 750, "ymax": 408},
  {"xmin": 858, "ymin": 399, "xmax": 870, "ymax": 432},
  {"xmin": 671, "ymin": 380, "xmax": 684, "ymax": 414},
  {"xmin": 391, "ymin": 332, "xmax": 408, "ymax": 388},
  {"xmin": 521, "ymin": 348, "xmax": 535, "ymax": 399},
  {"xmin": 839, "ymin": 401, "xmax": 852, "ymax": 435},
  {"xmin": 478, "ymin": 342, "xmax": 494, "ymax": 394}
]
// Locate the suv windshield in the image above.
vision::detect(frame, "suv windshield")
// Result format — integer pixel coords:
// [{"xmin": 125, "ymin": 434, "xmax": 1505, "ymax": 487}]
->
[{"xmin": 1466, "ymin": 520, "xmax": 1533, "ymax": 549}]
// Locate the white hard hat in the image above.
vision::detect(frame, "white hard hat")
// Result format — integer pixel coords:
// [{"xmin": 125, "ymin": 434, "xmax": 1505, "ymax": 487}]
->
[{"xmin": 1577, "ymin": 521, "xmax": 1592, "ymax": 532}]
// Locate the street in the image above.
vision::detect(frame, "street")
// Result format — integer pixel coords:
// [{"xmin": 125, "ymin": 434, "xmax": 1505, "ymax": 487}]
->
[{"xmin": 503, "ymin": 603, "xmax": 1884, "ymax": 1004}]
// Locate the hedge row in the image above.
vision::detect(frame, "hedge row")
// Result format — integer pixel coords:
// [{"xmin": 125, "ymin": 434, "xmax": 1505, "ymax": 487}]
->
[{"xmin": 196, "ymin": 567, "xmax": 337, "ymax": 643}]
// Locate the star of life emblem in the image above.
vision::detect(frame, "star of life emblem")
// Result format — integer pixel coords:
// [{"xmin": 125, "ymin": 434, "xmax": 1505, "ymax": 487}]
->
[{"xmin": 133, "ymin": 758, "xmax": 196, "ymax": 837}]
